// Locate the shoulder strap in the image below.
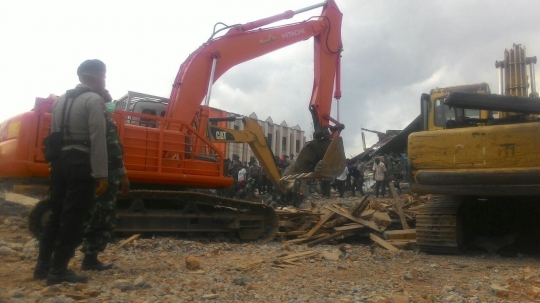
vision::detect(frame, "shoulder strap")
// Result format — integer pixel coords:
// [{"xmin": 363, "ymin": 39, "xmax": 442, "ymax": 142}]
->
[
  {"xmin": 62, "ymin": 88, "xmax": 96, "ymax": 138},
  {"xmin": 59, "ymin": 91, "xmax": 72, "ymax": 134}
]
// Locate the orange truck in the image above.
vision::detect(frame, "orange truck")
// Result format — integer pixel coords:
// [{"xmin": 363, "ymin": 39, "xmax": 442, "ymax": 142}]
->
[{"xmin": 0, "ymin": 0, "xmax": 345, "ymax": 242}]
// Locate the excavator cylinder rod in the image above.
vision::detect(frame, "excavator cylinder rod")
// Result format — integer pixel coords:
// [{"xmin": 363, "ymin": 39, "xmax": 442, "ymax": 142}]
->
[
  {"xmin": 294, "ymin": 1, "xmax": 328, "ymax": 15},
  {"xmin": 208, "ymin": 116, "xmax": 242, "ymax": 122}
]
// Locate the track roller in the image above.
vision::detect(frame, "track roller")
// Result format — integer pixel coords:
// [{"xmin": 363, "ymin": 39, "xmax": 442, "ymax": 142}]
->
[{"xmin": 416, "ymin": 196, "xmax": 463, "ymax": 254}]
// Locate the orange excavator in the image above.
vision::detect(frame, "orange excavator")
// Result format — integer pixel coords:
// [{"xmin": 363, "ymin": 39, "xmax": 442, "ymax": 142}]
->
[{"xmin": 0, "ymin": 0, "xmax": 345, "ymax": 242}]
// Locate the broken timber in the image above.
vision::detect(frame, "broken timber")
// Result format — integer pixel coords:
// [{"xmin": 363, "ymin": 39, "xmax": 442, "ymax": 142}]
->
[
  {"xmin": 116, "ymin": 234, "xmax": 140, "ymax": 250},
  {"xmin": 323, "ymin": 204, "xmax": 383, "ymax": 233},
  {"xmin": 384, "ymin": 229, "xmax": 416, "ymax": 240},
  {"xmin": 307, "ymin": 230, "xmax": 348, "ymax": 247},
  {"xmin": 389, "ymin": 183, "xmax": 411, "ymax": 230},
  {"xmin": 304, "ymin": 211, "xmax": 335, "ymax": 238},
  {"xmin": 276, "ymin": 251, "xmax": 319, "ymax": 263},
  {"xmin": 333, "ymin": 224, "xmax": 364, "ymax": 231},
  {"xmin": 370, "ymin": 233, "xmax": 400, "ymax": 252}
]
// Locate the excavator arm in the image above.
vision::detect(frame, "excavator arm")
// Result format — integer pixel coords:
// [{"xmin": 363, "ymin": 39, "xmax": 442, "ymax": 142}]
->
[
  {"xmin": 166, "ymin": 0, "xmax": 343, "ymax": 137},
  {"xmin": 207, "ymin": 117, "xmax": 287, "ymax": 193},
  {"xmin": 166, "ymin": 0, "xmax": 346, "ymax": 180}
]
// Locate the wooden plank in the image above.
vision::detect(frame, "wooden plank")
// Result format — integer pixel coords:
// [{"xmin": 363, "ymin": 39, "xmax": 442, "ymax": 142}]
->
[
  {"xmin": 281, "ymin": 250, "xmax": 317, "ymax": 261},
  {"xmin": 389, "ymin": 183, "xmax": 411, "ymax": 230},
  {"xmin": 116, "ymin": 234, "xmax": 140, "ymax": 250},
  {"xmin": 278, "ymin": 251, "xmax": 319, "ymax": 263},
  {"xmin": 412, "ymin": 194, "xmax": 429, "ymax": 204},
  {"xmin": 285, "ymin": 233, "xmax": 328, "ymax": 244},
  {"xmin": 350, "ymin": 195, "xmax": 370, "ymax": 216},
  {"xmin": 334, "ymin": 224, "xmax": 364, "ymax": 231},
  {"xmin": 373, "ymin": 211, "xmax": 392, "ymax": 227},
  {"xmin": 359, "ymin": 209, "xmax": 376, "ymax": 219},
  {"xmin": 384, "ymin": 229, "xmax": 416, "ymax": 240},
  {"xmin": 324, "ymin": 199, "xmax": 371, "ymax": 228},
  {"xmin": 307, "ymin": 230, "xmax": 348, "ymax": 247},
  {"xmin": 370, "ymin": 233, "xmax": 400, "ymax": 252},
  {"xmin": 281, "ymin": 253, "xmax": 318, "ymax": 263},
  {"xmin": 304, "ymin": 211, "xmax": 335, "ymax": 238},
  {"xmin": 276, "ymin": 231, "xmax": 307, "ymax": 237},
  {"xmin": 324, "ymin": 205, "xmax": 383, "ymax": 233},
  {"xmin": 12, "ymin": 184, "xmax": 50, "ymax": 195},
  {"xmin": 386, "ymin": 240, "xmax": 417, "ymax": 250},
  {"xmin": 400, "ymin": 200, "xmax": 419, "ymax": 209},
  {"xmin": 324, "ymin": 216, "xmax": 350, "ymax": 228}
]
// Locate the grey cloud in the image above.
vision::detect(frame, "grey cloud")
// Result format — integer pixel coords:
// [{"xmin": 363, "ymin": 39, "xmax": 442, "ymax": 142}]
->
[{"xmin": 210, "ymin": 0, "xmax": 540, "ymax": 157}]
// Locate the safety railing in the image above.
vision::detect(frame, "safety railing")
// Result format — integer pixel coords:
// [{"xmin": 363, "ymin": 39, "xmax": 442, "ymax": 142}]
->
[{"xmin": 112, "ymin": 110, "xmax": 224, "ymax": 177}]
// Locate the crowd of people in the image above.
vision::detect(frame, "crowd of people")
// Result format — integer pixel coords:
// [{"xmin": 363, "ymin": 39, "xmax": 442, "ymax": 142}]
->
[
  {"xmin": 224, "ymin": 148, "xmax": 405, "ymax": 201},
  {"xmin": 322, "ymin": 153, "xmax": 404, "ymax": 199},
  {"xmin": 224, "ymin": 153, "xmax": 297, "ymax": 199}
]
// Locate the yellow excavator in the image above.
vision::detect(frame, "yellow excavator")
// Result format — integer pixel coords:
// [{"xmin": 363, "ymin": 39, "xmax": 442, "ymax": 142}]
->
[
  {"xmin": 411, "ymin": 44, "xmax": 539, "ymax": 254},
  {"xmin": 208, "ymin": 116, "xmax": 345, "ymax": 204}
]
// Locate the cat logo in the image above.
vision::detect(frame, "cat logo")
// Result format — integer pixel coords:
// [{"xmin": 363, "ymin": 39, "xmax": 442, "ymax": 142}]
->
[{"xmin": 215, "ymin": 131, "xmax": 227, "ymax": 140}]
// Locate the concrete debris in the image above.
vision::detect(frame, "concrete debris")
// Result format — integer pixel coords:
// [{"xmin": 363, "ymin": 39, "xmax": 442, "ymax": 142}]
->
[
  {"xmin": 201, "ymin": 294, "xmax": 219, "ymax": 300},
  {"xmin": 322, "ymin": 251, "xmax": 342, "ymax": 261},
  {"xmin": 185, "ymin": 256, "xmax": 201, "ymax": 270},
  {"xmin": 0, "ymin": 246, "xmax": 16, "ymax": 256},
  {"xmin": 113, "ymin": 279, "xmax": 132, "ymax": 291},
  {"xmin": 490, "ymin": 284, "xmax": 510, "ymax": 298},
  {"xmin": 133, "ymin": 276, "xmax": 147, "ymax": 288}
]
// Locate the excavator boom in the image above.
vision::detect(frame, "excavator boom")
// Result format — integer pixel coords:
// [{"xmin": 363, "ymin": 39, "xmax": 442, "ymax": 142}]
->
[
  {"xmin": 167, "ymin": 0, "xmax": 344, "ymax": 139},
  {"xmin": 166, "ymin": 0, "xmax": 346, "ymax": 179}
]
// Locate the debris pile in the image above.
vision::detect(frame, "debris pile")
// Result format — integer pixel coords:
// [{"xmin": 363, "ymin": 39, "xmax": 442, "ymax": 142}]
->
[{"xmin": 276, "ymin": 183, "xmax": 427, "ymax": 251}]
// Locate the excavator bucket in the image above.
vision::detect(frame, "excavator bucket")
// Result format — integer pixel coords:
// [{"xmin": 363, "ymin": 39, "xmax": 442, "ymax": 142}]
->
[{"xmin": 283, "ymin": 137, "xmax": 346, "ymax": 179}]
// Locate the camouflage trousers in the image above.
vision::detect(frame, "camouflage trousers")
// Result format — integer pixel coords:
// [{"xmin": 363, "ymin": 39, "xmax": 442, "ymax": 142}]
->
[{"xmin": 82, "ymin": 176, "xmax": 119, "ymax": 254}]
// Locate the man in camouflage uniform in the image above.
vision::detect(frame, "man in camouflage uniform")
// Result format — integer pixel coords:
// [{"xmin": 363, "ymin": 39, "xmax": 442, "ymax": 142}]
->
[{"xmin": 81, "ymin": 90, "xmax": 129, "ymax": 271}]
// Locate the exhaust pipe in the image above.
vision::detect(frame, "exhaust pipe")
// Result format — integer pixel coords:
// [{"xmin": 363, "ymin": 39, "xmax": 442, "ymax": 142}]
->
[
  {"xmin": 495, "ymin": 60, "xmax": 505, "ymax": 95},
  {"xmin": 526, "ymin": 56, "xmax": 537, "ymax": 97}
]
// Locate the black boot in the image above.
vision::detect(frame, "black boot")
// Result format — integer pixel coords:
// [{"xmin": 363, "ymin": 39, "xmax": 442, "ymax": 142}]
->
[
  {"xmin": 33, "ymin": 261, "xmax": 51, "ymax": 280},
  {"xmin": 47, "ymin": 254, "xmax": 87, "ymax": 285},
  {"xmin": 34, "ymin": 240, "xmax": 55, "ymax": 280},
  {"xmin": 47, "ymin": 269, "xmax": 88, "ymax": 285},
  {"xmin": 81, "ymin": 253, "xmax": 114, "ymax": 271}
]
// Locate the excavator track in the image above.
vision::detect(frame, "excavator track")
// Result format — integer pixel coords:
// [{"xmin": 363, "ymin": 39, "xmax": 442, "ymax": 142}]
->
[
  {"xmin": 28, "ymin": 190, "xmax": 279, "ymax": 243},
  {"xmin": 416, "ymin": 196, "xmax": 463, "ymax": 254},
  {"xmin": 116, "ymin": 190, "xmax": 279, "ymax": 243}
]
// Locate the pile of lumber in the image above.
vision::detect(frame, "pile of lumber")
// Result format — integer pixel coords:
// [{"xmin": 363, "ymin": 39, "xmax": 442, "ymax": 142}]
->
[{"xmin": 275, "ymin": 184, "xmax": 427, "ymax": 251}]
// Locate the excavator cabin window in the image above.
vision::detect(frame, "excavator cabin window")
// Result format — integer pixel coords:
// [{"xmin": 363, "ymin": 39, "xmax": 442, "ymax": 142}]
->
[
  {"xmin": 434, "ymin": 98, "xmax": 454, "ymax": 126},
  {"xmin": 435, "ymin": 98, "xmax": 480, "ymax": 128}
]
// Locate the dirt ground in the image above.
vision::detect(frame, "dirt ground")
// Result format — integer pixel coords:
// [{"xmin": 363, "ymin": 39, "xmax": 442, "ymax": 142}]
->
[{"xmin": 0, "ymin": 192, "xmax": 539, "ymax": 303}]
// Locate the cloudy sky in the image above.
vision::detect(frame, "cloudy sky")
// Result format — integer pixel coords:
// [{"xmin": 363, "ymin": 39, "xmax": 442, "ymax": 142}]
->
[{"xmin": 1, "ymin": 0, "xmax": 538, "ymax": 157}]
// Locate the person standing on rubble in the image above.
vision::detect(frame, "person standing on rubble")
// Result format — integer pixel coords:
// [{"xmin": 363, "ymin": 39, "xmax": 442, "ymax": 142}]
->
[
  {"xmin": 356, "ymin": 159, "xmax": 367, "ymax": 194},
  {"xmin": 80, "ymin": 90, "xmax": 130, "ymax": 271},
  {"xmin": 335, "ymin": 165, "xmax": 349, "ymax": 198},
  {"xmin": 248, "ymin": 161, "xmax": 262, "ymax": 194},
  {"xmin": 372, "ymin": 157, "xmax": 387, "ymax": 198},
  {"xmin": 34, "ymin": 59, "xmax": 109, "ymax": 285},
  {"xmin": 349, "ymin": 163, "xmax": 364, "ymax": 197},
  {"xmin": 238, "ymin": 165, "xmax": 247, "ymax": 183},
  {"xmin": 320, "ymin": 179, "xmax": 331, "ymax": 198},
  {"xmin": 382, "ymin": 154, "xmax": 390, "ymax": 196}
]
